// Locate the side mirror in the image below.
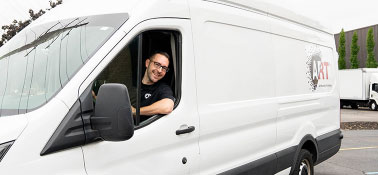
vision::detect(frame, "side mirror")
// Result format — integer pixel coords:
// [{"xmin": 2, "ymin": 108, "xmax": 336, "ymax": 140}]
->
[{"xmin": 91, "ymin": 83, "xmax": 134, "ymax": 141}]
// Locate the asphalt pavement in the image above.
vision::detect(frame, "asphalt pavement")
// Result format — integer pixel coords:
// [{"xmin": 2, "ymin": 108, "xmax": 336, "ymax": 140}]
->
[
  {"xmin": 315, "ymin": 130, "xmax": 378, "ymax": 175},
  {"xmin": 341, "ymin": 108, "xmax": 378, "ymax": 122},
  {"xmin": 314, "ymin": 109, "xmax": 378, "ymax": 175}
]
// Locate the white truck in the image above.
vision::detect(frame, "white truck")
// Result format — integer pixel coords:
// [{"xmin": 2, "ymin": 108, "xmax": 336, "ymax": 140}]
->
[{"xmin": 340, "ymin": 68, "xmax": 378, "ymax": 110}]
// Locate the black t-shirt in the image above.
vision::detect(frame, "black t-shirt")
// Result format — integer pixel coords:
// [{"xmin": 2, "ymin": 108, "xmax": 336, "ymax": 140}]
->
[{"xmin": 140, "ymin": 82, "xmax": 174, "ymax": 122}]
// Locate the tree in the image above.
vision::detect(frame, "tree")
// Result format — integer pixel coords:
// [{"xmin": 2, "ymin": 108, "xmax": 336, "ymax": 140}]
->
[
  {"xmin": 0, "ymin": 0, "xmax": 62, "ymax": 47},
  {"xmin": 338, "ymin": 29, "xmax": 346, "ymax": 69},
  {"xmin": 350, "ymin": 31, "xmax": 360, "ymax": 68},
  {"xmin": 366, "ymin": 27, "xmax": 378, "ymax": 68}
]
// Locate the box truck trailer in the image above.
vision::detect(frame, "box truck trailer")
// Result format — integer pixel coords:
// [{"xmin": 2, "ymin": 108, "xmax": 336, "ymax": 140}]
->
[
  {"xmin": 340, "ymin": 68, "xmax": 378, "ymax": 110},
  {"xmin": 0, "ymin": 0, "xmax": 341, "ymax": 174}
]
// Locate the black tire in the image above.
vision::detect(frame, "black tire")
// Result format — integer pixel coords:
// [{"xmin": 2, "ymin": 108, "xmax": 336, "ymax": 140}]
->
[
  {"xmin": 351, "ymin": 104, "xmax": 358, "ymax": 109},
  {"xmin": 290, "ymin": 149, "xmax": 314, "ymax": 175},
  {"xmin": 371, "ymin": 101, "xmax": 378, "ymax": 111}
]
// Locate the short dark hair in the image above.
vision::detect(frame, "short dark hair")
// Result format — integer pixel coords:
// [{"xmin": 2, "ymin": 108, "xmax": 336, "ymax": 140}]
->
[{"xmin": 149, "ymin": 51, "xmax": 170, "ymax": 61}]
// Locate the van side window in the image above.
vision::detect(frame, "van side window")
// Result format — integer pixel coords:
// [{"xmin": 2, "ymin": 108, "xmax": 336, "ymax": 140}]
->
[
  {"xmin": 92, "ymin": 38, "xmax": 138, "ymax": 106},
  {"xmin": 92, "ymin": 30, "xmax": 181, "ymax": 128}
]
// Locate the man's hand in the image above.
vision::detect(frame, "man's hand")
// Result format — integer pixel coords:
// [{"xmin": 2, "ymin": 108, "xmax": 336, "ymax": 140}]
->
[
  {"xmin": 91, "ymin": 90, "xmax": 97, "ymax": 99},
  {"xmin": 131, "ymin": 106, "xmax": 136, "ymax": 116}
]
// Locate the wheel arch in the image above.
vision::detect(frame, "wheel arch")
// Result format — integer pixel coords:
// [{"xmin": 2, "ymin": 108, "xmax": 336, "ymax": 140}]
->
[{"xmin": 290, "ymin": 134, "xmax": 318, "ymax": 174}]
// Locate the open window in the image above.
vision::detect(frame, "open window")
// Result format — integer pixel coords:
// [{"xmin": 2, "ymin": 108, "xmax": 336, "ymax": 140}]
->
[{"xmin": 91, "ymin": 30, "xmax": 181, "ymax": 128}]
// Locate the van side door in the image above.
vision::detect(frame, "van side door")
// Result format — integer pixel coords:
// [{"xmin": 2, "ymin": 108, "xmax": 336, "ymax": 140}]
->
[{"xmin": 79, "ymin": 18, "xmax": 200, "ymax": 175}]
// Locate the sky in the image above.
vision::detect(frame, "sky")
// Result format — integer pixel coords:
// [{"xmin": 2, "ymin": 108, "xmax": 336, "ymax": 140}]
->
[
  {"xmin": 278, "ymin": 0, "xmax": 378, "ymax": 33},
  {"xmin": 0, "ymin": 0, "xmax": 378, "ymax": 34},
  {"xmin": 0, "ymin": 0, "xmax": 51, "ymax": 26}
]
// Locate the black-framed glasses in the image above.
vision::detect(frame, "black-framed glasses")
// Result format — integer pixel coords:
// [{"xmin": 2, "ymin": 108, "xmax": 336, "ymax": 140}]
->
[{"xmin": 151, "ymin": 61, "xmax": 169, "ymax": 72}]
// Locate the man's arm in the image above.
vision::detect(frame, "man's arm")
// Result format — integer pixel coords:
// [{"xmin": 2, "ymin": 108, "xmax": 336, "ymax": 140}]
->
[{"xmin": 132, "ymin": 98, "xmax": 174, "ymax": 116}]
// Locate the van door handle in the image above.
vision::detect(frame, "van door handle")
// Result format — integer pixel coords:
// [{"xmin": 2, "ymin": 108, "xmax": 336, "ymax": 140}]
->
[{"xmin": 176, "ymin": 126, "xmax": 195, "ymax": 135}]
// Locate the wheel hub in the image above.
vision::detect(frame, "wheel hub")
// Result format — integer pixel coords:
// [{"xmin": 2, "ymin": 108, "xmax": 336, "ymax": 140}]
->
[{"xmin": 299, "ymin": 159, "xmax": 311, "ymax": 175}]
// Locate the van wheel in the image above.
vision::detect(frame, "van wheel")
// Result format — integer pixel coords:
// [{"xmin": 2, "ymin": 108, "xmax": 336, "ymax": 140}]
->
[
  {"xmin": 291, "ymin": 149, "xmax": 314, "ymax": 175},
  {"xmin": 371, "ymin": 101, "xmax": 378, "ymax": 111}
]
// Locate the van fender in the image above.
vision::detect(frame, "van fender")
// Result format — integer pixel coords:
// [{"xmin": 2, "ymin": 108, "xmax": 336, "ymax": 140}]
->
[
  {"xmin": 289, "ymin": 134, "xmax": 318, "ymax": 175},
  {"xmin": 289, "ymin": 123, "xmax": 318, "ymax": 174}
]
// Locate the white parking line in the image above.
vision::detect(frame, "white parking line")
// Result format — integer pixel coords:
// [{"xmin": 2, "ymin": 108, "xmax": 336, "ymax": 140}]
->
[{"xmin": 364, "ymin": 172, "xmax": 378, "ymax": 175}]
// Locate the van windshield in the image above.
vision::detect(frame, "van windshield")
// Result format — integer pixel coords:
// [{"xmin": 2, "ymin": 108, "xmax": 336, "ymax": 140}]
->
[{"xmin": 0, "ymin": 13, "xmax": 128, "ymax": 116}]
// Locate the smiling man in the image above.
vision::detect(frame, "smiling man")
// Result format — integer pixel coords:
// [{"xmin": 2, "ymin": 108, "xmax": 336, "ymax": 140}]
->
[{"xmin": 132, "ymin": 52, "xmax": 175, "ymax": 121}]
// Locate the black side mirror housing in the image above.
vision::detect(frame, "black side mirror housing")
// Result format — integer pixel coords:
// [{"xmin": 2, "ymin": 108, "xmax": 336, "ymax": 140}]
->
[{"xmin": 91, "ymin": 83, "xmax": 134, "ymax": 141}]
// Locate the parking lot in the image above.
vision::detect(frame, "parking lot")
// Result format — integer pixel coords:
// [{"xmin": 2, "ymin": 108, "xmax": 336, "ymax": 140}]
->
[
  {"xmin": 341, "ymin": 108, "xmax": 378, "ymax": 122},
  {"xmin": 314, "ymin": 109, "xmax": 378, "ymax": 175}
]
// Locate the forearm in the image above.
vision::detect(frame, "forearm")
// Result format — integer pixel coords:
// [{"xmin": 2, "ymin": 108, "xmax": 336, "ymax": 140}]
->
[{"xmin": 139, "ymin": 98, "xmax": 174, "ymax": 116}]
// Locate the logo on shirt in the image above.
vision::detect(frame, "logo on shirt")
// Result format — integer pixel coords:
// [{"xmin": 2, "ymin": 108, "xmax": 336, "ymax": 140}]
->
[{"xmin": 145, "ymin": 93, "xmax": 151, "ymax": 99}]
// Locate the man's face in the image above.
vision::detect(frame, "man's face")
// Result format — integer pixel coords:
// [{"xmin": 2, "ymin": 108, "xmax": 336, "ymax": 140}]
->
[{"xmin": 145, "ymin": 54, "xmax": 169, "ymax": 84}]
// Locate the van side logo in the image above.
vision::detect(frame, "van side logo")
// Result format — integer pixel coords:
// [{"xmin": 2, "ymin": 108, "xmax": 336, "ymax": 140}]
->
[{"xmin": 306, "ymin": 46, "xmax": 330, "ymax": 91}]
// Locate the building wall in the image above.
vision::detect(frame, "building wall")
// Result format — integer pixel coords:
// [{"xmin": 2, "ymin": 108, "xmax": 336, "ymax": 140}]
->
[{"xmin": 334, "ymin": 24, "xmax": 378, "ymax": 68}]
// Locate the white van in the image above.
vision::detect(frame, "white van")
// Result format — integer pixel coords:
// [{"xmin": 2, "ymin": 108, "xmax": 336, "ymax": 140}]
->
[{"xmin": 0, "ymin": 0, "xmax": 342, "ymax": 174}]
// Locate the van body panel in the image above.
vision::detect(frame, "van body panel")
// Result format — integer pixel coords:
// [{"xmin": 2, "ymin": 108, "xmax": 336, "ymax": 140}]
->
[
  {"xmin": 205, "ymin": 0, "xmax": 331, "ymax": 34},
  {"xmin": 189, "ymin": 0, "xmax": 340, "ymax": 174},
  {"xmin": 219, "ymin": 146, "xmax": 298, "ymax": 175},
  {"xmin": 0, "ymin": 99, "xmax": 86, "ymax": 175},
  {"xmin": 315, "ymin": 129, "xmax": 342, "ymax": 164},
  {"xmin": 0, "ymin": 115, "xmax": 27, "ymax": 144},
  {"xmin": 205, "ymin": 0, "xmax": 269, "ymax": 15},
  {"xmin": 269, "ymin": 5, "xmax": 340, "ymax": 165},
  {"xmin": 80, "ymin": 18, "xmax": 200, "ymax": 175},
  {"xmin": 189, "ymin": 0, "xmax": 278, "ymax": 174},
  {"xmin": 215, "ymin": 129, "xmax": 342, "ymax": 174}
]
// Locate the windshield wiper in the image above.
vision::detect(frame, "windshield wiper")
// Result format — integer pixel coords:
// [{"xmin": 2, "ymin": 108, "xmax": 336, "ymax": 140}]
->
[
  {"xmin": 60, "ymin": 18, "xmax": 88, "ymax": 41},
  {"xmin": 45, "ymin": 18, "xmax": 80, "ymax": 49},
  {"xmin": 47, "ymin": 18, "xmax": 88, "ymax": 49},
  {"xmin": 22, "ymin": 21, "xmax": 62, "ymax": 56},
  {"xmin": 35, "ymin": 18, "xmax": 78, "ymax": 45},
  {"xmin": 39, "ymin": 22, "xmax": 61, "ymax": 40}
]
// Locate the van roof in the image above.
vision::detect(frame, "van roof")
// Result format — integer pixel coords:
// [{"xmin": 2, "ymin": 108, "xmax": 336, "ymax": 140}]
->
[
  {"xmin": 30, "ymin": 0, "xmax": 330, "ymax": 34},
  {"xmin": 30, "ymin": 0, "xmax": 139, "ymax": 27},
  {"xmin": 215, "ymin": 0, "xmax": 331, "ymax": 34}
]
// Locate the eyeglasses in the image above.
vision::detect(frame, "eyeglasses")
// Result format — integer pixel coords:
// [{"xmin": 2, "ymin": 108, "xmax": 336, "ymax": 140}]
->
[{"xmin": 151, "ymin": 61, "xmax": 169, "ymax": 72}]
